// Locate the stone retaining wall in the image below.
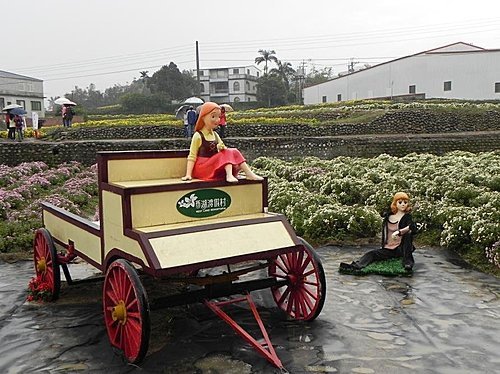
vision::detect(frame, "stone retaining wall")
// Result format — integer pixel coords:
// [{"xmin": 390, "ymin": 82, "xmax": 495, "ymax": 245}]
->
[
  {"xmin": 1, "ymin": 132, "xmax": 499, "ymax": 167},
  {"xmin": 45, "ymin": 109, "xmax": 500, "ymax": 141},
  {"xmin": 2, "ymin": 110, "xmax": 499, "ymax": 167}
]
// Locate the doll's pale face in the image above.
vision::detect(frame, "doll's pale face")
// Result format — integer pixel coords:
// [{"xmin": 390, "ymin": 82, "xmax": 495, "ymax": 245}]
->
[
  {"xmin": 396, "ymin": 199, "xmax": 408, "ymax": 212},
  {"xmin": 203, "ymin": 109, "xmax": 221, "ymax": 130}
]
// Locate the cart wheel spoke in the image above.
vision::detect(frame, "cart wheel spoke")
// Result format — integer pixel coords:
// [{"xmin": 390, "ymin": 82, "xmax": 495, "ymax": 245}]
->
[
  {"xmin": 103, "ymin": 259, "xmax": 150, "ymax": 364},
  {"xmin": 286, "ymin": 290, "xmax": 295, "ymax": 316},
  {"xmin": 277, "ymin": 285, "xmax": 291, "ymax": 307},
  {"xmin": 110, "ymin": 322, "xmax": 122, "ymax": 346},
  {"xmin": 105, "ymin": 289, "xmax": 120, "ymax": 306},
  {"xmin": 303, "ymin": 285, "xmax": 319, "ymax": 301},
  {"xmin": 300, "ymin": 287, "xmax": 315, "ymax": 311},
  {"xmin": 274, "ymin": 259, "xmax": 289, "ymax": 275},
  {"xmin": 109, "ymin": 275, "xmax": 121, "ymax": 299},
  {"xmin": 268, "ymin": 239, "xmax": 326, "ymax": 321},
  {"xmin": 298, "ymin": 256, "xmax": 312, "ymax": 274}
]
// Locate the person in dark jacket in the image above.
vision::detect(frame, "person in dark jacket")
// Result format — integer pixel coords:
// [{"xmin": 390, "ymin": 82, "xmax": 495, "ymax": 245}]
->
[
  {"xmin": 62, "ymin": 104, "xmax": 75, "ymax": 127},
  {"xmin": 186, "ymin": 106, "xmax": 197, "ymax": 138},
  {"xmin": 340, "ymin": 191, "xmax": 418, "ymax": 271}
]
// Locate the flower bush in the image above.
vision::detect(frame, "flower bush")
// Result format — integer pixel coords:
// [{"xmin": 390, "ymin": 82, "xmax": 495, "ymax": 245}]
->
[
  {"xmin": 485, "ymin": 241, "xmax": 500, "ymax": 268},
  {"xmin": 253, "ymin": 151, "xmax": 500, "ymax": 268},
  {"xmin": 1, "ymin": 151, "xmax": 499, "ymax": 270},
  {"xmin": 27, "ymin": 274, "xmax": 52, "ymax": 302},
  {"xmin": 0, "ymin": 161, "xmax": 98, "ymax": 253}
]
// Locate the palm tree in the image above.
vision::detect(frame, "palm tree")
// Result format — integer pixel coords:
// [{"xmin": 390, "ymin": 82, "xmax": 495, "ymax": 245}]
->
[
  {"xmin": 48, "ymin": 96, "xmax": 58, "ymax": 112},
  {"xmin": 254, "ymin": 49, "xmax": 278, "ymax": 75},
  {"xmin": 139, "ymin": 71, "xmax": 149, "ymax": 94},
  {"xmin": 270, "ymin": 60, "xmax": 296, "ymax": 91}
]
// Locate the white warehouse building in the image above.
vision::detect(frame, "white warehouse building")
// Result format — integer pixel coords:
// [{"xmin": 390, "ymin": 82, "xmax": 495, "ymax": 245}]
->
[{"xmin": 303, "ymin": 42, "xmax": 500, "ymax": 104}]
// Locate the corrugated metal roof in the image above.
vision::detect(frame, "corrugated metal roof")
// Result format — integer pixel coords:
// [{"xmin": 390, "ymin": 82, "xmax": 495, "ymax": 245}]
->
[
  {"xmin": 305, "ymin": 42, "xmax": 498, "ymax": 89},
  {"xmin": 0, "ymin": 70, "xmax": 42, "ymax": 81}
]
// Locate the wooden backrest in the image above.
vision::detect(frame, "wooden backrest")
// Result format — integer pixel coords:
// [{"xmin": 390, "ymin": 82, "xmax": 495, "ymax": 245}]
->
[{"xmin": 98, "ymin": 150, "xmax": 188, "ymax": 183}]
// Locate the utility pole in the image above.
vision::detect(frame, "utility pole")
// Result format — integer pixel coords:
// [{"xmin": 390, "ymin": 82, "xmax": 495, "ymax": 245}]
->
[
  {"xmin": 296, "ymin": 60, "xmax": 307, "ymax": 104},
  {"xmin": 196, "ymin": 41, "xmax": 200, "ymax": 96},
  {"xmin": 348, "ymin": 58, "xmax": 359, "ymax": 73}
]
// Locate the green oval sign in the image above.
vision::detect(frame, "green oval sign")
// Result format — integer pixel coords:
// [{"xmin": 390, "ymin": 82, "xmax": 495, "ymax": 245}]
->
[{"xmin": 176, "ymin": 189, "xmax": 232, "ymax": 218}]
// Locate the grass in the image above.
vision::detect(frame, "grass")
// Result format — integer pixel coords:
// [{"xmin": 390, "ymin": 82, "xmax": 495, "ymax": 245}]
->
[
  {"xmin": 339, "ymin": 257, "xmax": 412, "ymax": 277},
  {"xmin": 330, "ymin": 110, "xmax": 386, "ymax": 124},
  {"xmin": 459, "ymin": 246, "xmax": 500, "ymax": 277}
]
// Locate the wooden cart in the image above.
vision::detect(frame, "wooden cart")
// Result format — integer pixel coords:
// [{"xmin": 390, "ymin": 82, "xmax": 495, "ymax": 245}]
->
[{"xmin": 33, "ymin": 150, "xmax": 326, "ymax": 370}]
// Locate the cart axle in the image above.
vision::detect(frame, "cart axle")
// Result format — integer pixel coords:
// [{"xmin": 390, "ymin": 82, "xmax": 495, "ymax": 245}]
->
[{"xmin": 150, "ymin": 277, "xmax": 288, "ymax": 310}]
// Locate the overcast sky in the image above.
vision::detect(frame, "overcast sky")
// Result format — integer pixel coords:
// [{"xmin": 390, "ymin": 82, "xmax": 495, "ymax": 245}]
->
[{"xmin": 2, "ymin": 0, "xmax": 500, "ymax": 104}]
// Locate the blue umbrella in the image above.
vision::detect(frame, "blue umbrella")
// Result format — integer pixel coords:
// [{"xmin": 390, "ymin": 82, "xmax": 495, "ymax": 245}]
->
[{"xmin": 8, "ymin": 107, "xmax": 27, "ymax": 115}]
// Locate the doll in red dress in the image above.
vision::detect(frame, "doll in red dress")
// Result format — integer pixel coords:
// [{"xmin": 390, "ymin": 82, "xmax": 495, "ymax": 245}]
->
[{"xmin": 181, "ymin": 102, "xmax": 263, "ymax": 183}]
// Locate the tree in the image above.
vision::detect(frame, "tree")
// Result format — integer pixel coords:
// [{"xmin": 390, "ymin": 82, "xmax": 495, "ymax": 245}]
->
[
  {"xmin": 270, "ymin": 60, "xmax": 296, "ymax": 93},
  {"xmin": 64, "ymin": 84, "xmax": 105, "ymax": 110},
  {"xmin": 304, "ymin": 66, "xmax": 334, "ymax": 87},
  {"xmin": 119, "ymin": 92, "xmax": 170, "ymax": 114},
  {"xmin": 47, "ymin": 96, "xmax": 58, "ymax": 111},
  {"xmin": 139, "ymin": 71, "xmax": 150, "ymax": 94},
  {"xmin": 147, "ymin": 62, "xmax": 197, "ymax": 102},
  {"xmin": 256, "ymin": 75, "xmax": 287, "ymax": 107},
  {"xmin": 254, "ymin": 49, "xmax": 278, "ymax": 75}
]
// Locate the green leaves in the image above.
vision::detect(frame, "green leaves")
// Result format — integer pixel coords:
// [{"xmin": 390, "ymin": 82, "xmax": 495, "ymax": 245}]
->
[{"xmin": 252, "ymin": 151, "xmax": 500, "ymax": 258}]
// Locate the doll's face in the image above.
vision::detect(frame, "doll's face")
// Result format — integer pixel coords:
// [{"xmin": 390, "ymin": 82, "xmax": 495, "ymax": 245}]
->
[
  {"xmin": 203, "ymin": 108, "xmax": 221, "ymax": 129},
  {"xmin": 396, "ymin": 199, "xmax": 408, "ymax": 212}
]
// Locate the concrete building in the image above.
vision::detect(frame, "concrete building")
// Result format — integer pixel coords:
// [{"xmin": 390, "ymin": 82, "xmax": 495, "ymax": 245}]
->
[
  {"xmin": 197, "ymin": 65, "xmax": 261, "ymax": 103},
  {"xmin": 0, "ymin": 70, "xmax": 45, "ymax": 117},
  {"xmin": 304, "ymin": 42, "xmax": 500, "ymax": 104}
]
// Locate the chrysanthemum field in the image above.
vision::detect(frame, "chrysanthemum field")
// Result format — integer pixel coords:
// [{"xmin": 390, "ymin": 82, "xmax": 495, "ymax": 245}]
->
[{"xmin": 0, "ymin": 151, "xmax": 498, "ymax": 273}]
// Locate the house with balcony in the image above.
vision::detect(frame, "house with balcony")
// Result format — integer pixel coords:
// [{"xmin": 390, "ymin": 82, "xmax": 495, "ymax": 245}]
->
[
  {"xmin": 197, "ymin": 65, "xmax": 261, "ymax": 103},
  {"xmin": 0, "ymin": 70, "xmax": 45, "ymax": 118}
]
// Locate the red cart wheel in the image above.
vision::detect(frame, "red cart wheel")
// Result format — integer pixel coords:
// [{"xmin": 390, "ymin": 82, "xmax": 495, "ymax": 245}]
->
[
  {"xmin": 268, "ymin": 238, "xmax": 326, "ymax": 321},
  {"xmin": 103, "ymin": 259, "xmax": 150, "ymax": 364},
  {"xmin": 33, "ymin": 228, "xmax": 60, "ymax": 301}
]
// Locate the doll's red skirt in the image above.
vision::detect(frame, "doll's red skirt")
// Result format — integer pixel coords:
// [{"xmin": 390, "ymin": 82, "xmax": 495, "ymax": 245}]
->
[{"xmin": 192, "ymin": 148, "xmax": 246, "ymax": 180}]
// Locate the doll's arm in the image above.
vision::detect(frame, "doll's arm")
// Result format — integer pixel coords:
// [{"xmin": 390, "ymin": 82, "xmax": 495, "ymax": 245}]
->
[
  {"xmin": 182, "ymin": 134, "xmax": 201, "ymax": 181},
  {"xmin": 392, "ymin": 226, "xmax": 410, "ymax": 239},
  {"xmin": 215, "ymin": 132, "xmax": 226, "ymax": 151},
  {"xmin": 182, "ymin": 160, "xmax": 195, "ymax": 181},
  {"xmin": 398, "ymin": 226, "xmax": 411, "ymax": 235}
]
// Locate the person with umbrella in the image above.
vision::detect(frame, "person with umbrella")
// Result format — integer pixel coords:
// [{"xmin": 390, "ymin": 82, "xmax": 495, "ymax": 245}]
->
[
  {"xmin": 62, "ymin": 104, "xmax": 75, "ymax": 127},
  {"xmin": 13, "ymin": 114, "xmax": 25, "ymax": 142},
  {"xmin": 54, "ymin": 98, "xmax": 77, "ymax": 127},
  {"xmin": 3, "ymin": 106, "xmax": 27, "ymax": 140}
]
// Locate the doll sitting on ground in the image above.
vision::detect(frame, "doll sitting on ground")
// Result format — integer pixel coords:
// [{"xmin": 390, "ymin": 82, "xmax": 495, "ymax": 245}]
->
[
  {"xmin": 181, "ymin": 102, "xmax": 263, "ymax": 183},
  {"xmin": 340, "ymin": 191, "xmax": 418, "ymax": 272}
]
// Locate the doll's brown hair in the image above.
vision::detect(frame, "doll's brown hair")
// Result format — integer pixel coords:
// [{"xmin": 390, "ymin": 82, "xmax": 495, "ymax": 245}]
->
[{"xmin": 390, "ymin": 192, "xmax": 411, "ymax": 214}]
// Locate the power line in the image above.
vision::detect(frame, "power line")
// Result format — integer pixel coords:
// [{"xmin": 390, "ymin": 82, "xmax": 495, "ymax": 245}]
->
[{"xmin": 11, "ymin": 17, "xmax": 500, "ymax": 90}]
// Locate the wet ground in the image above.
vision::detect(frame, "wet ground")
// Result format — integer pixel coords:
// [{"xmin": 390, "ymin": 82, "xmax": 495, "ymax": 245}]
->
[{"xmin": 1, "ymin": 246, "xmax": 499, "ymax": 374}]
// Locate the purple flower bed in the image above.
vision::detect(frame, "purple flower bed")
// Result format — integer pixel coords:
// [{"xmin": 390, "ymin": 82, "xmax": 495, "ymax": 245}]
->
[{"xmin": 0, "ymin": 162, "xmax": 98, "ymax": 253}]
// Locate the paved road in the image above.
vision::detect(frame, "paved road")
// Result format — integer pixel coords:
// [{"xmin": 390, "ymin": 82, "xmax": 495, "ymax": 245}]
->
[{"xmin": 0, "ymin": 246, "xmax": 499, "ymax": 373}]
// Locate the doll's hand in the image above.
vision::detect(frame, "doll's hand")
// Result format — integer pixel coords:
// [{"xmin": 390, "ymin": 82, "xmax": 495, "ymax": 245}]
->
[
  {"xmin": 391, "ymin": 231, "xmax": 400, "ymax": 240},
  {"xmin": 217, "ymin": 143, "xmax": 226, "ymax": 151}
]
